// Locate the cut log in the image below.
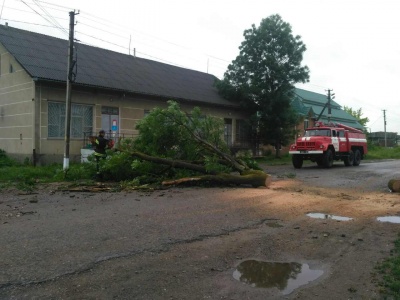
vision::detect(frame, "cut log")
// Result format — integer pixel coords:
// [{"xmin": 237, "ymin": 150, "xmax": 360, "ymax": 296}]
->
[
  {"xmin": 162, "ymin": 170, "xmax": 272, "ymax": 188},
  {"xmin": 388, "ymin": 179, "xmax": 400, "ymax": 192}
]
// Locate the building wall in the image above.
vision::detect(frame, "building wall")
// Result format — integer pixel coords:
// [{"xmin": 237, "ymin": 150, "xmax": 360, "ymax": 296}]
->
[
  {"xmin": 293, "ymin": 113, "xmax": 316, "ymax": 141},
  {"xmin": 35, "ymin": 83, "xmax": 249, "ymax": 164},
  {"xmin": 0, "ymin": 46, "xmax": 249, "ymax": 165},
  {"xmin": 0, "ymin": 43, "xmax": 35, "ymax": 161}
]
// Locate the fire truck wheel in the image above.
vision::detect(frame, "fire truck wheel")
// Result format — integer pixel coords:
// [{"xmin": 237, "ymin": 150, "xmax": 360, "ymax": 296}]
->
[
  {"xmin": 344, "ymin": 151, "xmax": 354, "ymax": 166},
  {"xmin": 353, "ymin": 149, "xmax": 361, "ymax": 166},
  {"xmin": 292, "ymin": 154, "xmax": 303, "ymax": 169},
  {"xmin": 322, "ymin": 149, "xmax": 334, "ymax": 168}
]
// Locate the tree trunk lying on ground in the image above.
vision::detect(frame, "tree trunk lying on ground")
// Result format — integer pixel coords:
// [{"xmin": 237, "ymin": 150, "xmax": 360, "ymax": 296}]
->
[
  {"xmin": 388, "ymin": 179, "xmax": 400, "ymax": 192},
  {"xmin": 162, "ymin": 170, "xmax": 272, "ymax": 188},
  {"xmin": 127, "ymin": 151, "xmax": 271, "ymax": 188}
]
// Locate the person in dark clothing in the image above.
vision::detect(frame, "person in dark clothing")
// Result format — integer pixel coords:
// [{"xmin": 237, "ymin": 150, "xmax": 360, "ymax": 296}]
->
[{"xmin": 93, "ymin": 130, "xmax": 109, "ymax": 178}]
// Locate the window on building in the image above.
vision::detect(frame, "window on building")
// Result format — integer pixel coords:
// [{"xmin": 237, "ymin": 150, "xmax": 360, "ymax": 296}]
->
[
  {"xmin": 48, "ymin": 102, "xmax": 93, "ymax": 138},
  {"xmin": 224, "ymin": 118, "xmax": 232, "ymax": 146},
  {"xmin": 235, "ymin": 119, "xmax": 247, "ymax": 143},
  {"xmin": 9, "ymin": 64, "xmax": 13, "ymax": 73},
  {"xmin": 304, "ymin": 118, "xmax": 309, "ymax": 130},
  {"xmin": 101, "ymin": 106, "xmax": 119, "ymax": 115}
]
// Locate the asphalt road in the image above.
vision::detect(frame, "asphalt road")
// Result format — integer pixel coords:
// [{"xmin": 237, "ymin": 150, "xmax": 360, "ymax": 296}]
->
[
  {"xmin": 266, "ymin": 159, "xmax": 400, "ymax": 192},
  {"xmin": 1, "ymin": 159, "xmax": 399, "ymax": 299}
]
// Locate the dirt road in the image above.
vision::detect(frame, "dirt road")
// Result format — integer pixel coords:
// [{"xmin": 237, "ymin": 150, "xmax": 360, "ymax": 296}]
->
[{"xmin": 1, "ymin": 160, "xmax": 400, "ymax": 299}]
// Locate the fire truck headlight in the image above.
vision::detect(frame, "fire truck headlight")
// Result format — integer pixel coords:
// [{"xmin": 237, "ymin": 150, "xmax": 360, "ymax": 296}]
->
[{"xmin": 319, "ymin": 145, "xmax": 324, "ymax": 149}]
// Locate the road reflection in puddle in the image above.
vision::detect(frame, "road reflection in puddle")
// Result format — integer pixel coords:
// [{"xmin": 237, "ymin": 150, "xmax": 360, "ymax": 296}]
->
[
  {"xmin": 233, "ymin": 260, "xmax": 323, "ymax": 295},
  {"xmin": 377, "ymin": 216, "xmax": 400, "ymax": 223},
  {"xmin": 306, "ymin": 213, "xmax": 353, "ymax": 221}
]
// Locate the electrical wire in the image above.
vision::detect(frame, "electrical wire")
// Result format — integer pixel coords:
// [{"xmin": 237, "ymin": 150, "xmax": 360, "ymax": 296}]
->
[
  {"xmin": 3, "ymin": 0, "xmax": 232, "ymax": 76},
  {"xmin": 71, "ymin": 8, "xmax": 232, "ymax": 71},
  {"xmin": 2, "ymin": 0, "xmax": 67, "ymax": 28},
  {"xmin": 29, "ymin": 0, "xmax": 72, "ymax": 11},
  {"xmin": 19, "ymin": 0, "xmax": 68, "ymax": 36},
  {"xmin": 1, "ymin": 17, "xmax": 59, "ymax": 28},
  {"xmin": 3, "ymin": 0, "xmax": 231, "ymax": 77},
  {"xmin": 32, "ymin": 0, "xmax": 67, "ymax": 35}
]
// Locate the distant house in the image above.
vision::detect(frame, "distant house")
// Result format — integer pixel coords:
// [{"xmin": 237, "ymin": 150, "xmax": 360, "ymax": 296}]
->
[
  {"xmin": 0, "ymin": 25, "xmax": 250, "ymax": 164},
  {"xmin": 291, "ymin": 88, "xmax": 364, "ymax": 139},
  {"xmin": 369, "ymin": 132, "xmax": 398, "ymax": 147}
]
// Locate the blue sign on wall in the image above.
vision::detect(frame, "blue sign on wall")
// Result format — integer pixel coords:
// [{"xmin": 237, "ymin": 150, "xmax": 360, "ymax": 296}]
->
[{"xmin": 112, "ymin": 119, "xmax": 118, "ymax": 131}]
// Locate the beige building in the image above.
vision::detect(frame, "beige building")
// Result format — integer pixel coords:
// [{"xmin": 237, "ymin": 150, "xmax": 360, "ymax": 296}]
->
[{"xmin": 0, "ymin": 25, "xmax": 250, "ymax": 164}]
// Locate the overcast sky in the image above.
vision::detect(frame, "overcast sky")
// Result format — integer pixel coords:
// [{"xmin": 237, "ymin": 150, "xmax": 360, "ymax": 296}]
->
[{"xmin": 1, "ymin": 0, "xmax": 399, "ymax": 133}]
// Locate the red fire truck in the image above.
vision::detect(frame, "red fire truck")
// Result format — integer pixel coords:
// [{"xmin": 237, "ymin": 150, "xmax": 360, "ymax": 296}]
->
[{"xmin": 289, "ymin": 121, "xmax": 368, "ymax": 168}]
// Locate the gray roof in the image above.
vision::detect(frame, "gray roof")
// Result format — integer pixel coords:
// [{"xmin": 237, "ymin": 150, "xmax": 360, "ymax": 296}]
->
[{"xmin": 0, "ymin": 25, "xmax": 237, "ymax": 107}]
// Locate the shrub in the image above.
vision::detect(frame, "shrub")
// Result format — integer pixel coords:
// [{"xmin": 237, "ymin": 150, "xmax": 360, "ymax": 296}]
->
[{"xmin": 0, "ymin": 149, "xmax": 18, "ymax": 167}]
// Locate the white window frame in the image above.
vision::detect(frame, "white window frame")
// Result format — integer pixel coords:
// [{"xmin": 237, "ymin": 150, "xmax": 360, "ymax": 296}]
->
[{"xmin": 48, "ymin": 101, "xmax": 93, "ymax": 138}]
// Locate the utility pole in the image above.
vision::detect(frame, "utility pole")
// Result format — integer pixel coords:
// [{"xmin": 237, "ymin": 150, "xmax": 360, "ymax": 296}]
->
[
  {"xmin": 383, "ymin": 109, "xmax": 387, "ymax": 147},
  {"xmin": 63, "ymin": 11, "xmax": 77, "ymax": 171},
  {"xmin": 326, "ymin": 89, "xmax": 334, "ymax": 123}
]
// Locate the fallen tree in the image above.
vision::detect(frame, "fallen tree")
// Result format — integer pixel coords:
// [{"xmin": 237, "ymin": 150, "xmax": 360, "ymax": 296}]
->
[
  {"xmin": 162, "ymin": 171, "xmax": 272, "ymax": 188},
  {"xmin": 127, "ymin": 150, "xmax": 271, "ymax": 188},
  {"xmin": 104, "ymin": 101, "xmax": 271, "ymax": 188}
]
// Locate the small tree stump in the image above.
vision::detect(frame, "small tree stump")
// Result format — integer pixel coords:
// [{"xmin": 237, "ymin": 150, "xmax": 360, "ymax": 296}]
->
[{"xmin": 388, "ymin": 179, "xmax": 400, "ymax": 192}]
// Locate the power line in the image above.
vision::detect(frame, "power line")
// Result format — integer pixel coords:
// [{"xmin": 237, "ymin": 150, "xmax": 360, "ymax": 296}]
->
[
  {"xmin": 70, "ymin": 8, "xmax": 232, "ymax": 71},
  {"xmin": 2, "ymin": 2, "xmax": 68, "ymax": 25},
  {"xmin": 3, "ymin": 0, "xmax": 231, "ymax": 76},
  {"xmin": 0, "ymin": 0, "xmax": 6, "ymax": 19},
  {"xmin": 19, "ymin": 0, "xmax": 67, "ymax": 36},
  {"xmin": 1, "ymin": 17, "xmax": 60, "ymax": 28},
  {"xmin": 29, "ymin": 0, "xmax": 72, "ymax": 11},
  {"xmin": 7, "ymin": 0, "xmax": 71, "ymax": 12},
  {"xmin": 32, "ymin": 0, "xmax": 67, "ymax": 35}
]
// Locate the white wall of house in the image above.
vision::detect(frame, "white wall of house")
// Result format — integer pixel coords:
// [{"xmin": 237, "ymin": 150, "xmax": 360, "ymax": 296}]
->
[{"xmin": 0, "ymin": 43, "xmax": 35, "ymax": 161}]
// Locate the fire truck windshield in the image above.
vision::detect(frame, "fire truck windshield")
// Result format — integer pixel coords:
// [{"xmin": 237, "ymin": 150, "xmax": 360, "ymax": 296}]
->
[{"xmin": 304, "ymin": 129, "xmax": 331, "ymax": 137}]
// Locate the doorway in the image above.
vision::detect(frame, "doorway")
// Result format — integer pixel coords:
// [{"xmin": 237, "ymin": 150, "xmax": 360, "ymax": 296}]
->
[{"xmin": 101, "ymin": 106, "xmax": 119, "ymax": 137}]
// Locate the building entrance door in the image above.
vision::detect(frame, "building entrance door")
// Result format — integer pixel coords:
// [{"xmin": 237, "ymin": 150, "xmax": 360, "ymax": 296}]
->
[{"xmin": 101, "ymin": 106, "xmax": 119, "ymax": 138}]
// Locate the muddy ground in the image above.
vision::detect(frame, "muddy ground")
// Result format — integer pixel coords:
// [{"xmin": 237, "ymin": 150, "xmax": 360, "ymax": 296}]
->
[{"xmin": 1, "ymin": 160, "xmax": 400, "ymax": 299}]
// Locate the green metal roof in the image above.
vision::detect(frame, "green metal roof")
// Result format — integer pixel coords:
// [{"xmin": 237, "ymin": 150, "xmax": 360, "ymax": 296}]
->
[
  {"xmin": 293, "ymin": 88, "xmax": 363, "ymax": 130},
  {"xmin": 291, "ymin": 94, "xmax": 314, "ymax": 116}
]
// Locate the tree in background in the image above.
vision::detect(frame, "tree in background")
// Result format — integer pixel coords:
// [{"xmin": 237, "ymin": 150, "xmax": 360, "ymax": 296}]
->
[
  {"xmin": 343, "ymin": 106, "xmax": 370, "ymax": 127},
  {"xmin": 216, "ymin": 14, "xmax": 310, "ymax": 157}
]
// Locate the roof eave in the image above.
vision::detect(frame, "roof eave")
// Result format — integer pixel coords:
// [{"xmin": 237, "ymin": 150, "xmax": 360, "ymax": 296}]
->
[{"xmin": 33, "ymin": 77, "xmax": 240, "ymax": 109}]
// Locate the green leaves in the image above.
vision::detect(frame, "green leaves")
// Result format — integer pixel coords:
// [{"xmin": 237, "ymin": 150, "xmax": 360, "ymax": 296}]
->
[
  {"xmin": 98, "ymin": 101, "xmax": 237, "ymax": 184},
  {"xmin": 226, "ymin": 14, "xmax": 309, "ymax": 95},
  {"xmin": 217, "ymin": 14, "xmax": 310, "ymax": 151},
  {"xmin": 343, "ymin": 106, "xmax": 370, "ymax": 127}
]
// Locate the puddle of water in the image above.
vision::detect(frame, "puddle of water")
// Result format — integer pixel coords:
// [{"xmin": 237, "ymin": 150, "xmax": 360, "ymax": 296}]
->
[
  {"xmin": 377, "ymin": 216, "xmax": 400, "ymax": 224},
  {"xmin": 306, "ymin": 212, "xmax": 353, "ymax": 221},
  {"xmin": 233, "ymin": 260, "xmax": 324, "ymax": 295}
]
